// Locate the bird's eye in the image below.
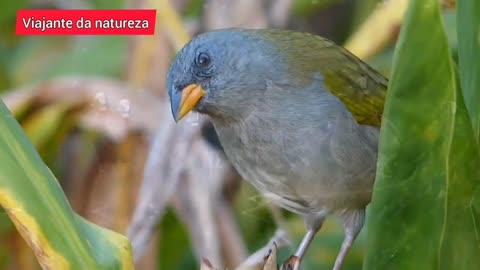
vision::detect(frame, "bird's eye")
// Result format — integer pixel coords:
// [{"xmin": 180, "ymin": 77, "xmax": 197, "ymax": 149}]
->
[{"xmin": 196, "ymin": 53, "xmax": 211, "ymax": 67}]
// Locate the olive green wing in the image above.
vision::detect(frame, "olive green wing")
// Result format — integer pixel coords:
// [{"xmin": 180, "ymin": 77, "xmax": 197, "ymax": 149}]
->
[
  {"xmin": 319, "ymin": 40, "xmax": 388, "ymax": 127},
  {"xmin": 259, "ymin": 29, "xmax": 388, "ymax": 127}
]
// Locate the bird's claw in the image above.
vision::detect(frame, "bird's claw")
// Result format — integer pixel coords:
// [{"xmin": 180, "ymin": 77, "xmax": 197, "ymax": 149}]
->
[{"xmin": 280, "ymin": 255, "xmax": 300, "ymax": 270}]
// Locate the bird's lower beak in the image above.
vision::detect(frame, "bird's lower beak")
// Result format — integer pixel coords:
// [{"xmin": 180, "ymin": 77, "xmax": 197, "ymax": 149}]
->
[{"xmin": 171, "ymin": 84, "xmax": 206, "ymax": 122}]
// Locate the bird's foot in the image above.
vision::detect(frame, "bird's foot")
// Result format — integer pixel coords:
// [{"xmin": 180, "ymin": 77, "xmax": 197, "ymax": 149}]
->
[{"xmin": 280, "ymin": 255, "xmax": 300, "ymax": 270}]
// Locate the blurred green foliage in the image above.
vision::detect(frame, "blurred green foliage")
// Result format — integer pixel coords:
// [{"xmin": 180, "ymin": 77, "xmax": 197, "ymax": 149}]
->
[
  {"xmin": 350, "ymin": 0, "xmax": 381, "ymax": 27},
  {"xmin": 365, "ymin": 0, "xmax": 480, "ymax": 269},
  {"xmin": 10, "ymin": 36, "xmax": 126, "ymax": 85},
  {"xmin": 457, "ymin": 0, "xmax": 480, "ymax": 142},
  {"xmin": 158, "ymin": 209, "xmax": 196, "ymax": 270},
  {"xmin": 292, "ymin": 0, "xmax": 340, "ymax": 16},
  {"xmin": 0, "ymin": 0, "xmax": 128, "ymax": 92},
  {"xmin": 0, "ymin": 1, "xmax": 27, "ymax": 25}
]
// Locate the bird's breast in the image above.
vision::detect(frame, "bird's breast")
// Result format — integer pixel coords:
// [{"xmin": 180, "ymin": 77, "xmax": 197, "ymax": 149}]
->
[{"xmin": 210, "ymin": 89, "xmax": 379, "ymax": 215}]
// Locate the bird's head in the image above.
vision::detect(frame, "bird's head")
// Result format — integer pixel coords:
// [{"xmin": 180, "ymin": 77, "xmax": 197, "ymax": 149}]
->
[{"xmin": 166, "ymin": 29, "xmax": 290, "ymax": 122}]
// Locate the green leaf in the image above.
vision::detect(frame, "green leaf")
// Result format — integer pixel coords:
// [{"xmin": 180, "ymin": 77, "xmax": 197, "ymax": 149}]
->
[
  {"xmin": 0, "ymin": 100, "xmax": 133, "ymax": 269},
  {"xmin": 457, "ymin": 0, "xmax": 480, "ymax": 142},
  {"xmin": 364, "ymin": 0, "xmax": 480, "ymax": 269}
]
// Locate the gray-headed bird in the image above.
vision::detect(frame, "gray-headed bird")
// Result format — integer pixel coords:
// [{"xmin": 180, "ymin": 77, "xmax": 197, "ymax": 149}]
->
[{"xmin": 167, "ymin": 29, "xmax": 386, "ymax": 270}]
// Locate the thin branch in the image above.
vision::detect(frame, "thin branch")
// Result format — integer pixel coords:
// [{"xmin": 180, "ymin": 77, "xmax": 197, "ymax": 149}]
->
[{"xmin": 235, "ymin": 229, "xmax": 290, "ymax": 270}]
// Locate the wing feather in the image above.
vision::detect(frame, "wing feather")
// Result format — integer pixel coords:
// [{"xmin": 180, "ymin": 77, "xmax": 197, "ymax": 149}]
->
[{"xmin": 257, "ymin": 29, "xmax": 388, "ymax": 127}]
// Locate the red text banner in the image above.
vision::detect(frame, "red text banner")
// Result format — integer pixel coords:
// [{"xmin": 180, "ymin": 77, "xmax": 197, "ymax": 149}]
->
[{"xmin": 16, "ymin": 9, "xmax": 156, "ymax": 35}]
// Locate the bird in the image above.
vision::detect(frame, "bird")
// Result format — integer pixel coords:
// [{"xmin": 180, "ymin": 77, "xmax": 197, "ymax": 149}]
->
[{"xmin": 166, "ymin": 29, "xmax": 387, "ymax": 270}]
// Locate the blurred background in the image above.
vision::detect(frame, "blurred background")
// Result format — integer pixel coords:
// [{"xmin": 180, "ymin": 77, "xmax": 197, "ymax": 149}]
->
[{"xmin": 0, "ymin": 0, "xmax": 458, "ymax": 269}]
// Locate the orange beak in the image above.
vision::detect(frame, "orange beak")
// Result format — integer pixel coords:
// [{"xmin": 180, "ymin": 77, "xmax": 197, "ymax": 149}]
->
[{"xmin": 173, "ymin": 84, "xmax": 206, "ymax": 122}]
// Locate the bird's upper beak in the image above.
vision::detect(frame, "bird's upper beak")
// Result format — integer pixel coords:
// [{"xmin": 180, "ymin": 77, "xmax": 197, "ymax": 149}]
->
[{"xmin": 170, "ymin": 84, "xmax": 206, "ymax": 122}]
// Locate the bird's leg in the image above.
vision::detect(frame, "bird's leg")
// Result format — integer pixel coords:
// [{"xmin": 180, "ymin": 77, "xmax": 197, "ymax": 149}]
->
[
  {"xmin": 296, "ymin": 215, "xmax": 325, "ymax": 259},
  {"xmin": 282, "ymin": 216, "xmax": 324, "ymax": 270},
  {"xmin": 294, "ymin": 228, "xmax": 318, "ymax": 259},
  {"xmin": 332, "ymin": 209, "xmax": 365, "ymax": 270}
]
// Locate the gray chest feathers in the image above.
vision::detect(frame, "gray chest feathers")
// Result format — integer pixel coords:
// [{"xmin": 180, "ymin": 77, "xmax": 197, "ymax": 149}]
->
[{"xmin": 211, "ymin": 95, "xmax": 379, "ymax": 215}]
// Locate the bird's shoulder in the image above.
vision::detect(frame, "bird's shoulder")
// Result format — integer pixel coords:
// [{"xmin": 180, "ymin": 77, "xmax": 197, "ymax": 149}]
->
[{"xmin": 255, "ymin": 29, "xmax": 388, "ymax": 127}]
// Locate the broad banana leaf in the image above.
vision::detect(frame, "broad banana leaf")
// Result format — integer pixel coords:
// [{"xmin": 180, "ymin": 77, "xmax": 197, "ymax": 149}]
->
[
  {"xmin": 364, "ymin": 0, "xmax": 480, "ymax": 269},
  {"xmin": 0, "ymin": 99, "xmax": 134, "ymax": 269}
]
